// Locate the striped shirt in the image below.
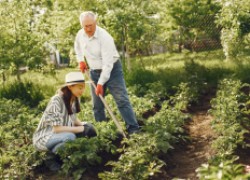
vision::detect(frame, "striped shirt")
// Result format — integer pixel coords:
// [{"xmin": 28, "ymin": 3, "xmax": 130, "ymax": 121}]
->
[
  {"xmin": 33, "ymin": 93, "xmax": 77, "ymax": 151},
  {"xmin": 74, "ymin": 26, "xmax": 120, "ymax": 85}
]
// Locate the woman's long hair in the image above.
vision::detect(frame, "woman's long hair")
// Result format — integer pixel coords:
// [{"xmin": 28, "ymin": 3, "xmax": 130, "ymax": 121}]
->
[{"xmin": 60, "ymin": 86, "xmax": 80, "ymax": 115}]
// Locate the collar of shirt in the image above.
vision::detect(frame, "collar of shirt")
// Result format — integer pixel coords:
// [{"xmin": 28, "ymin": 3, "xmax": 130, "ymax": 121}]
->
[{"xmin": 83, "ymin": 26, "xmax": 99, "ymax": 40}]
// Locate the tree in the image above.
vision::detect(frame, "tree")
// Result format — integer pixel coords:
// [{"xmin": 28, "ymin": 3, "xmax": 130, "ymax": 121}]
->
[
  {"xmin": 216, "ymin": 0, "xmax": 250, "ymax": 60},
  {"xmin": 36, "ymin": 0, "xmax": 107, "ymax": 66},
  {"xmin": 100, "ymin": 0, "xmax": 161, "ymax": 70},
  {"xmin": 0, "ymin": 0, "xmax": 47, "ymax": 80},
  {"xmin": 162, "ymin": 0, "xmax": 221, "ymax": 52}
]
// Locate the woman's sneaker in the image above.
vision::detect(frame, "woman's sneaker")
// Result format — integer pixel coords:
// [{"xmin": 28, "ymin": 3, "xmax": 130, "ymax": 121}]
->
[
  {"xmin": 45, "ymin": 159, "xmax": 61, "ymax": 171},
  {"xmin": 44, "ymin": 152, "xmax": 62, "ymax": 172}
]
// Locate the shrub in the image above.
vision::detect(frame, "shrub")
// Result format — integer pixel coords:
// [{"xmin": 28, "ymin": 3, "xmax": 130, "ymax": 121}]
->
[{"xmin": 0, "ymin": 81, "xmax": 44, "ymax": 107}]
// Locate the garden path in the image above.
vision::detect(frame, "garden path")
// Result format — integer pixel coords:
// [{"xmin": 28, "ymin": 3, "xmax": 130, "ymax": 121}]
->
[{"xmin": 152, "ymin": 91, "xmax": 216, "ymax": 180}]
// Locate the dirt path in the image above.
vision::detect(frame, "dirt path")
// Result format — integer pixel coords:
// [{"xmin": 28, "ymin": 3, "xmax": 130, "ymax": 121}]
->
[
  {"xmin": 165, "ymin": 111, "xmax": 215, "ymax": 180},
  {"xmin": 154, "ymin": 92, "xmax": 216, "ymax": 180}
]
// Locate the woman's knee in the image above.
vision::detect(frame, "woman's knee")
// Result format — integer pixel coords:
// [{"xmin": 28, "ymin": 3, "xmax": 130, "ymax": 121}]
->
[{"xmin": 64, "ymin": 132, "xmax": 76, "ymax": 142}]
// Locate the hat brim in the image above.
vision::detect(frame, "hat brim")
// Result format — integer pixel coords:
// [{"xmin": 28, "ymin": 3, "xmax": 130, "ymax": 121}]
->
[{"xmin": 61, "ymin": 81, "xmax": 85, "ymax": 88}]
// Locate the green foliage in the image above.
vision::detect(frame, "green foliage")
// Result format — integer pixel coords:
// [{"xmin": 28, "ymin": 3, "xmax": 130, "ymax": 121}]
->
[
  {"xmin": 0, "ymin": 98, "xmax": 27, "ymax": 124},
  {"xmin": 162, "ymin": 0, "xmax": 221, "ymax": 52},
  {"xmin": 1, "ymin": 0, "xmax": 250, "ymax": 177},
  {"xmin": 143, "ymin": 81, "xmax": 169, "ymax": 104},
  {"xmin": 125, "ymin": 68, "xmax": 171, "ymax": 99},
  {"xmin": 58, "ymin": 121, "xmax": 119, "ymax": 180},
  {"xmin": 0, "ymin": 98, "xmax": 41, "ymax": 179},
  {"xmin": 196, "ymin": 79, "xmax": 250, "ymax": 180},
  {"xmin": 125, "ymin": 68, "xmax": 157, "ymax": 87},
  {"xmin": 58, "ymin": 137, "xmax": 102, "ymax": 179},
  {"xmin": 232, "ymin": 62, "xmax": 250, "ymax": 83},
  {"xmin": 217, "ymin": 0, "xmax": 250, "ymax": 60},
  {"xmin": 144, "ymin": 102, "xmax": 188, "ymax": 151},
  {"xmin": 0, "ymin": 81, "xmax": 44, "ymax": 107},
  {"xmin": 103, "ymin": 0, "xmax": 161, "ymax": 57},
  {"xmin": 2, "ymin": 145, "xmax": 40, "ymax": 179},
  {"xmin": 99, "ymin": 86, "xmax": 190, "ymax": 180},
  {"xmin": 34, "ymin": 63, "xmax": 56, "ymax": 75},
  {"xmin": 0, "ymin": 0, "xmax": 47, "ymax": 76},
  {"xmin": 99, "ymin": 133, "xmax": 165, "ymax": 180},
  {"xmin": 183, "ymin": 59, "xmax": 208, "ymax": 100},
  {"xmin": 209, "ymin": 79, "xmax": 248, "ymax": 154},
  {"xmin": 129, "ymin": 91, "xmax": 155, "ymax": 117},
  {"xmin": 171, "ymin": 82, "xmax": 198, "ymax": 110},
  {"xmin": 196, "ymin": 156, "xmax": 250, "ymax": 180}
]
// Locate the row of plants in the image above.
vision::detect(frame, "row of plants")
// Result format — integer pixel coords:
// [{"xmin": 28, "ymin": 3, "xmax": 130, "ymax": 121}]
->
[
  {"xmin": 55, "ymin": 90, "xmax": 158, "ymax": 179},
  {"xmin": 46, "ymin": 66, "xmax": 206, "ymax": 179},
  {"xmin": 97, "ymin": 81, "xmax": 203, "ymax": 179},
  {"xmin": 57, "ymin": 121, "xmax": 120, "ymax": 180},
  {"xmin": 0, "ymin": 80, "xmax": 156, "ymax": 179},
  {"xmin": 0, "ymin": 62, "xmax": 204, "ymax": 179},
  {"xmin": 196, "ymin": 78, "xmax": 250, "ymax": 179},
  {"xmin": 0, "ymin": 98, "xmax": 41, "ymax": 179},
  {"xmin": 98, "ymin": 102, "xmax": 188, "ymax": 179},
  {"xmin": 30, "ymin": 80, "xmax": 197, "ymax": 179},
  {"xmin": 0, "ymin": 96, "xmax": 124, "ymax": 179}
]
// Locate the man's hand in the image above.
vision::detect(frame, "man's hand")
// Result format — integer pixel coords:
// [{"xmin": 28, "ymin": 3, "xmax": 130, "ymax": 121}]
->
[
  {"xmin": 95, "ymin": 84, "xmax": 104, "ymax": 96},
  {"xmin": 79, "ymin": 61, "xmax": 88, "ymax": 73}
]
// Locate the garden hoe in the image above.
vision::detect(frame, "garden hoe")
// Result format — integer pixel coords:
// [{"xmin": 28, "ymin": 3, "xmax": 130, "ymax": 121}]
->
[{"xmin": 84, "ymin": 70, "xmax": 127, "ymax": 138}]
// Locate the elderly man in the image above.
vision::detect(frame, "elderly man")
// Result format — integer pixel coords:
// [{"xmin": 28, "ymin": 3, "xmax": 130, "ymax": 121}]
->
[{"xmin": 74, "ymin": 11, "xmax": 140, "ymax": 134}]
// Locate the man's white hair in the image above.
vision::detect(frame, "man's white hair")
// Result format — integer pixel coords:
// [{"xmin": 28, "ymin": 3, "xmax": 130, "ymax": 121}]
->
[{"xmin": 79, "ymin": 11, "xmax": 97, "ymax": 26}]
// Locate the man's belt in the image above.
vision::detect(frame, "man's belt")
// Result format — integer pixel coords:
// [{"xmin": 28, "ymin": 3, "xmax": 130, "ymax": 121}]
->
[
  {"xmin": 92, "ymin": 69, "xmax": 102, "ymax": 73},
  {"xmin": 91, "ymin": 60, "xmax": 119, "ymax": 74}
]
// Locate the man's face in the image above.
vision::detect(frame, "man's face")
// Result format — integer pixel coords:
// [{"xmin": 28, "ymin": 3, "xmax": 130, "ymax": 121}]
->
[{"xmin": 82, "ymin": 16, "xmax": 96, "ymax": 37}]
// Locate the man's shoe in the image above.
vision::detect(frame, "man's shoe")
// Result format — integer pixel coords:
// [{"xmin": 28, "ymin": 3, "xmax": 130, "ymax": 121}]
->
[{"xmin": 128, "ymin": 128, "xmax": 141, "ymax": 135}]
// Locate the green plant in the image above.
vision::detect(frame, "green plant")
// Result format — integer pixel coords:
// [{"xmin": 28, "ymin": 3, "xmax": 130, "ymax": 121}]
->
[
  {"xmin": 99, "ymin": 87, "xmax": 190, "ymax": 179},
  {"xmin": 170, "ymin": 82, "xmax": 200, "ymax": 111},
  {"xmin": 196, "ymin": 156, "xmax": 250, "ymax": 180},
  {"xmin": 209, "ymin": 79, "xmax": 248, "ymax": 154},
  {"xmin": 0, "ymin": 81, "xmax": 44, "ymax": 107},
  {"xmin": 58, "ymin": 121, "xmax": 120, "ymax": 180},
  {"xmin": 99, "ymin": 133, "xmax": 165, "ymax": 180},
  {"xmin": 196, "ymin": 79, "xmax": 250, "ymax": 180}
]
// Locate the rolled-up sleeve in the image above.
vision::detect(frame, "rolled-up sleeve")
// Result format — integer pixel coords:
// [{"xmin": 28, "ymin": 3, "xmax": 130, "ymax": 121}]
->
[{"xmin": 98, "ymin": 33, "xmax": 117, "ymax": 85}]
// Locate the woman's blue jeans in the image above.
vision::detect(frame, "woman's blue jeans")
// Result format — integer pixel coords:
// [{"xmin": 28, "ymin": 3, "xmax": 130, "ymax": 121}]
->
[
  {"xmin": 46, "ymin": 132, "xmax": 76, "ymax": 153},
  {"xmin": 90, "ymin": 60, "xmax": 139, "ymax": 134}
]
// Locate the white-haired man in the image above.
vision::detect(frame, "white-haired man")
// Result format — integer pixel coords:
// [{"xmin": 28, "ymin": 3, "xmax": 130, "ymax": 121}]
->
[{"xmin": 74, "ymin": 11, "xmax": 140, "ymax": 134}]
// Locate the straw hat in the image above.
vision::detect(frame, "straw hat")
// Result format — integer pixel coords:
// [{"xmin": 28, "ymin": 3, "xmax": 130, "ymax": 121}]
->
[{"xmin": 62, "ymin": 72, "xmax": 85, "ymax": 87}]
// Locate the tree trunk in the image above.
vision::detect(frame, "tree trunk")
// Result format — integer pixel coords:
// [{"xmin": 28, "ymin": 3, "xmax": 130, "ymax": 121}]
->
[
  {"xmin": 16, "ymin": 70, "xmax": 21, "ymax": 81},
  {"xmin": 2, "ymin": 71, "xmax": 6, "ymax": 84},
  {"xmin": 121, "ymin": 27, "xmax": 126, "ymax": 65},
  {"xmin": 178, "ymin": 26, "xmax": 183, "ymax": 53},
  {"xmin": 125, "ymin": 41, "xmax": 131, "ymax": 71},
  {"xmin": 124, "ymin": 25, "xmax": 131, "ymax": 71}
]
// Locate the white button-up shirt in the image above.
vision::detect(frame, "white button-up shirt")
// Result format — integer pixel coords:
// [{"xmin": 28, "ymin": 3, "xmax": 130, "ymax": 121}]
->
[{"xmin": 74, "ymin": 26, "xmax": 120, "ymax": 85}]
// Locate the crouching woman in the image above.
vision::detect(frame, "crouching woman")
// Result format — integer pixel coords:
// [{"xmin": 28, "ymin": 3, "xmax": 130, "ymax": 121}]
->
[{"xmin": 33, "ymin": 72, "xmax": 97, "ymax": 171}]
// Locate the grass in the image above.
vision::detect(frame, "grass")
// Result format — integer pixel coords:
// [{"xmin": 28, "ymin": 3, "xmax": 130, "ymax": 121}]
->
[
  {"xmin": 2, "ymin": 49, "xmax": 250, "ymax": 102},
  {"xmin": 0, "ymin": 67, "xmax": 92, "ymax": 105},
  {"xmin": 128, "ymin": 49, "xmax": 250, "ymax": 89}
]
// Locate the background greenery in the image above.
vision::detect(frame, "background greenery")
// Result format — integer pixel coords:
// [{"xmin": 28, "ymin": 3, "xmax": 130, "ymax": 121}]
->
[{"xmin": 1, "ymin": 0, "xmax": 250, "ymax": 179}]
